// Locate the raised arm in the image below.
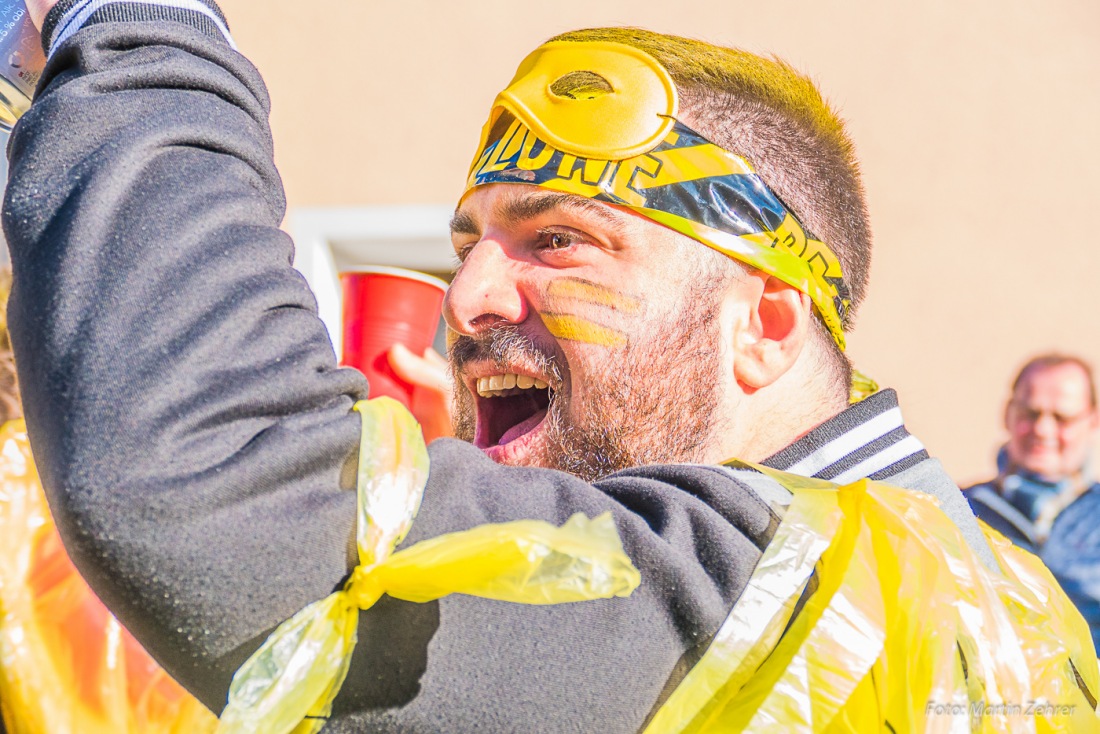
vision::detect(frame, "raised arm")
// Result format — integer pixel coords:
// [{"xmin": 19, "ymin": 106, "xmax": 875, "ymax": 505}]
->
[{"xmin": 5, "ymin": 0, "xmax": 368, "ymax": 704}]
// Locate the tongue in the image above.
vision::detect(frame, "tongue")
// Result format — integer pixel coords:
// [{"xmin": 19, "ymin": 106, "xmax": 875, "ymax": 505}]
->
[{"xmin": 498, "ymin": 408, "xmax": 548, "ymax": 446}]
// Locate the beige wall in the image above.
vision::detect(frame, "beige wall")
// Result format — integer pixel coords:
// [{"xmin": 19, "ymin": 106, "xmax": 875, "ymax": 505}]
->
[{"xmin": 219, "ymin": 0, "xmax": 1100, "ymax": 484}]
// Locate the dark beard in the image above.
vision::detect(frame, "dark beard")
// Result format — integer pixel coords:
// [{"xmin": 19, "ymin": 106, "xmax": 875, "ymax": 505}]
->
[{"xmin": 449, "ymin": 296, "xmax": 725, "ymax": 482}]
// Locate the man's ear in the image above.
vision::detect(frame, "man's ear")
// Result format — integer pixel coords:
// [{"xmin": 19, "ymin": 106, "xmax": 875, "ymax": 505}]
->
[{"xmin": 733, "ymin": 274, "xmax": 813, "ymax": 390}]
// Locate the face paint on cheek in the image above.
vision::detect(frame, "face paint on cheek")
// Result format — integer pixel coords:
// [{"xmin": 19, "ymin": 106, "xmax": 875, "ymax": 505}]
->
[
  {"xmin": 539, "ymin": 277, "xmax": 642, "ymax": 347},
  {"xmin": 545, "ymin": 278, "xmax": 642, "ymax": 313},
  {"xmin": 542, "ymin": 313, "xmax": 627, "ymax": 347}
]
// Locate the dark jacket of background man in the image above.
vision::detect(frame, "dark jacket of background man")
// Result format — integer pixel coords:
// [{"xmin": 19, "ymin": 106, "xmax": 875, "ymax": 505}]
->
[{"xmin": 966, "ymin": 354, "xmax": 1100, "ymax": 651}]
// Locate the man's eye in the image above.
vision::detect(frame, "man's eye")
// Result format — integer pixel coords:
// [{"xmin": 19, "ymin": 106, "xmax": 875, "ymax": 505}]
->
[{"xmin": 539, "ymin": 230, "xmax": 580, "ymax": 251}]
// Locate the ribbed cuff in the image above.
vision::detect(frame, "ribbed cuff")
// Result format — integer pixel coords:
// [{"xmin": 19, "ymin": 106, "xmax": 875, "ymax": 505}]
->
[{"xmin": 42, "ymin": 0, "xmax": 234, "ymax": 57}]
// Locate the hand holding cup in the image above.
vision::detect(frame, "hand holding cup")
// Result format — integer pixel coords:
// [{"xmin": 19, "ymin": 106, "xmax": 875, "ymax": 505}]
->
[
  {"xmin": 388, "ymin": 344, "xmax": 453, "ymax": 442},
  {"xmin": 340, "ymin": 267, "xmax": 450, "ymax": 438}
]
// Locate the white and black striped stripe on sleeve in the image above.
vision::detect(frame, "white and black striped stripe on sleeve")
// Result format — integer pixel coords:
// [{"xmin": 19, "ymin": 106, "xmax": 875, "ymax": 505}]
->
[
  {"xmin": 42, "ymin": 0, "xmax": 234, "ymax": 57},
  {"xmin": 762, "ymin": 389, "xmax": 930, "ymax": 482}
]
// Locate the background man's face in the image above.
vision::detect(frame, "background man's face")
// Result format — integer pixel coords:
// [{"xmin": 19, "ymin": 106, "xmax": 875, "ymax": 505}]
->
[
  {"xmin": 443, "ymin": 184, "xmax": 735, "ymax": 480},
  {"xmin": 1005, "ymin": 363, "xmax": 1100, "ymax": 480}
]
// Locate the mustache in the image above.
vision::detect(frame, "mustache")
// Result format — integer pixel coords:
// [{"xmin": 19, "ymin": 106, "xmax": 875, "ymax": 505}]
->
[{"xmin": 449, "ymin": 324, "xmax": 563, "ymax": 386}]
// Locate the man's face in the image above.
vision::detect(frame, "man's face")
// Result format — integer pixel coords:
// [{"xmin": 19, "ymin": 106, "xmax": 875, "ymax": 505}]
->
[
  {"xmin": 1005, "ymin": 363, "xmax": 1100, "ymax": 480},
  {"xmin": 443, "ymin": 184, "xmax": 735, "ymax": 480}
]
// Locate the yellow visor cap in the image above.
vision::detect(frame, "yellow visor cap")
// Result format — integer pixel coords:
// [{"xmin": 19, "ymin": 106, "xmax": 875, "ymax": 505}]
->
[{"xmin": 480, "ymin": 40, "xmax": 679, "ymax": 163}]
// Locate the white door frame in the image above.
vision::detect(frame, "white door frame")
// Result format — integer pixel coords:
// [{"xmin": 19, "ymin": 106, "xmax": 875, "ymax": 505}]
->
[{"xmin": 289, "ymin": 205, "xmax": 454, "ymax": 356}]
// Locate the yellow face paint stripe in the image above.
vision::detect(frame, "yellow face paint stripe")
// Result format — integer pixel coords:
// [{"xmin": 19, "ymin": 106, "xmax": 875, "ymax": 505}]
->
[
  {"xmin": 542, "ymin": 313, "xmax": 628, "ymax": 347},
  {"xmin": 546, "ymin": 278, "xmax": 642, "ymax": 313}
]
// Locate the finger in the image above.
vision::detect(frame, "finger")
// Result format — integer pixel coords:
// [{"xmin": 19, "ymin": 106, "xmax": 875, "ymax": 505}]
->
[
  {"xmin": 388, "ymin": 344, "xmax": 450, "ymax": 394},
  {"xmin": 422, "ymin": 347, "xmax": 448, "ymax": 370}
]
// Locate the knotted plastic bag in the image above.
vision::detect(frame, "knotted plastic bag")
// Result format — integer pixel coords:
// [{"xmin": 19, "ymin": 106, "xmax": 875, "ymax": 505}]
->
[
  {"xmin": 216, "ymin": 397, "xmax": 641, "ymax": 734},
  {"xmin": 645, "ymin": 463, "xmax": 1100, "ymax": 733},
  {"xmin": 0, "ymin": 420, "xmax": 217, "ymax": 734}
]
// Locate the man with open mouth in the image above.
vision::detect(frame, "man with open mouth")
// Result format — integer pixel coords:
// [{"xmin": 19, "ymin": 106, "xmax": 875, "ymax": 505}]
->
[{"xmin": 5, "ymin": 2, "xmax": 1095, "ymax": 732}]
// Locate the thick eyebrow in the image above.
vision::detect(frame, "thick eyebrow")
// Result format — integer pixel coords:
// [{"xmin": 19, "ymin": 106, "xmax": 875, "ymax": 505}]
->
[
  {"xmin": 449, "ymin": 210, "xmax": 479, "ymax": 236},
  {"xmin": 449, "ymin": 191, "xmax": 628, "ymax": 237},
  {"xmin": 500, "ymin": 192, "xmax": 628, "ymax": 233}
]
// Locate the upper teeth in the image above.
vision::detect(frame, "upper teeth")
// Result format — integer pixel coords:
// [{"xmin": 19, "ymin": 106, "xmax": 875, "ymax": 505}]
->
[{"xmin": 477, "ymin": 373, "xmax": 548, "ymax": 397}]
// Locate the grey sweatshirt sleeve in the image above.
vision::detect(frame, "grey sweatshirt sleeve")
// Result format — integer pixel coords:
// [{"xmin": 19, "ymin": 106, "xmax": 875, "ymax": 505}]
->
[
  {"xmin": 6, "ymin": 5, "xmax": 371, "ymax": 708},
  {"xmin": 3, "ymin": 8, "xmax": 774, "ymax": 731}
]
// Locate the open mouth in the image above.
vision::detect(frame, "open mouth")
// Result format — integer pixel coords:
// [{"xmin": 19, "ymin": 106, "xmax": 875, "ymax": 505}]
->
[{"xmin": 472, "ymin": 372, "xmax": 553, "ymax": 450}]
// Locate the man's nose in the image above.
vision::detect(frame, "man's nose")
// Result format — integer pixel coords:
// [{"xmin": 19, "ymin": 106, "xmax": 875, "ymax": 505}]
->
[
  {"xmin": 443, "ymin": 239, "xmax": 528, "ymax": 336},
  {"xmin": 1032, "ymin": 412, "xmax": 1060, "ymax": 439}
]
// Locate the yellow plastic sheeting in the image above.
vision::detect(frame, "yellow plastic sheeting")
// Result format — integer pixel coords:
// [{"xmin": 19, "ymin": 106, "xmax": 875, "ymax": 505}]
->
[
  {"xmin": 217, "ymin": 397, "xmax": 641, "ymax": 734},
  {"xmin": 645, "ymin": 463, "xmax": 1100, "ymax": 733},
  {"xmin": 0, "ymin": 420, "xmax": 216, "ymax": 734},
  {"xmin": 849, "ymin": 369, "xmax": 879, "ymax": 404}
]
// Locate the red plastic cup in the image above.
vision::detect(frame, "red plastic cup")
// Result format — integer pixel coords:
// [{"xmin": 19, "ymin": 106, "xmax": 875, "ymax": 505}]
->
[{"xmin": 340, "ymin": 266, "xmax": 448, "ymax": 409}]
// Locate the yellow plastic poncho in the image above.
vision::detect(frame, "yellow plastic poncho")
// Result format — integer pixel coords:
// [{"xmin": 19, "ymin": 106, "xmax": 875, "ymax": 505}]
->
[{"xmin": 644, "ymin": 463, "xmax": 1100, "ymax": 733}]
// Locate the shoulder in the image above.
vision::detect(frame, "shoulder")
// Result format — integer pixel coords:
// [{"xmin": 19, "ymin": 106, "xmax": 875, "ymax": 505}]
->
[
  {"xmin": 421, "ymin": 440, "xmax": 780, "ymax": 550},
  {"xmin": 962, "ymin": 478, "xmax": 999, "ymax": 504},
  {"xmin": 1051, "ymin": 484, "xmax": 1100, "ymax": 529},
  {"xmin": 962, "ymin": 478, "xmax": 997, "ymax": 494},
  {"xmin": 960, "ymin": 478, "xmax": 1040, "ymax": 551},
  {"xmin": 417, "ymin": 441, "xmax": 782, "ymax": 612},
  {"xmin": 600, "ymin": 463, "xmax": 784, "ymax": 551},
  {"xmin": 959, "ymin": 478, "xmax": 1008, "ymax": 517},
  {"xmin": 961, "ymin": 479, "xmax": 1008, "ymax": 527}
]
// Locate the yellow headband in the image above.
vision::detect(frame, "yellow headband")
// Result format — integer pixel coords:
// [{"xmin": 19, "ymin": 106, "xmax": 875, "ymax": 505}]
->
[{"xmin": 464, "ymin": 41, "xmax": 851, "ymax": 349}]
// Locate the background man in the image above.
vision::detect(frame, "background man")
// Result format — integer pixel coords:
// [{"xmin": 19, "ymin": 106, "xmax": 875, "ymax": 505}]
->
[
  {"xmin": 5, "ymin": 0, "xmax": 1007, "ymax": 730},
  {"xmin": 966, "ymin": 354, "xmax": 1100, "ymax": 649}
]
